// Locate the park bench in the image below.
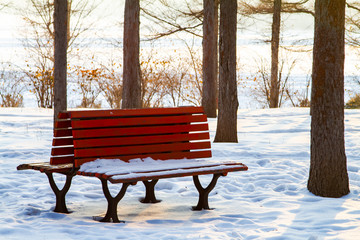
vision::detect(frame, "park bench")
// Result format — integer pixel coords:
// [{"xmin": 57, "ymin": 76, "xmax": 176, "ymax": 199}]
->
[{"xmin": 17, "ymin": 106, "xmax": 248, "ymax": 222}]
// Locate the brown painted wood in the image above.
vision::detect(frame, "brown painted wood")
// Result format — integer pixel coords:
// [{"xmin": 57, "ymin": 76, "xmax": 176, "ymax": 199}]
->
[
  {"xmin": 76, "ymin": 162, "xmax": 248, "ymax": 184},
  {"xmin": 50, "ymin": 155, "xmax": 74, "ymax": 165},
  {"xmin": 71, "ymin": 114, "xmax": 207, "ymax": 129},
  {"xmin": 17, "ymin": 162, "xmax": 73, "ymax": 173},
  {"xmin": 73, "ymin": 132, "xmax": 209, "ymax": 148},
  {"xmin": 74, "ymin": 150, "xmax": 212, "ymax": 167},
  {"xmin": 58, "ymin": 112, "xmax": 70, "ymax": 119},
  {"xmin": 51, "ymin": 146, "xmax": 74, "ymax": 156},
  {"xmin": 68, "ymin": 106, "xmax": 203, "ymax": 119},
  {"xmin": 50, "ymin": 116, "xmax": 74, "ymax": 165},
  {"xmin": 52, "ymin": 138, "xmax": 73, "ymax": 147},
  {"xmin": 72, "ymin": 123, "xmax": 208, "ymax": 139},
  {"xmin": 54, "ymin": 129, "xmax": 72, "ymax": 138},
  {"xmin": 54, "ymin": 119, "xmax": 71, "ymax": 128},
  {"xmin": 50, "ymin": 107, "xmax": 212, "ymax": 167},
  {"xmin": 74, "ymin": 141, "xmax": 210, "ymax": 158}
]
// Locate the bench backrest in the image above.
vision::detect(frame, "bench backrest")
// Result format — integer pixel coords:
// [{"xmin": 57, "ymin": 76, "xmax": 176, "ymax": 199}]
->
[{"xmin": 51, "ymin": 106, "xmax": 211, "ymax": 168}]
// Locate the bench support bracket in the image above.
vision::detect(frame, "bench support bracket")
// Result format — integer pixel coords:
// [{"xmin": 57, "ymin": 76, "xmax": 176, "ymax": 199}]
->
[
  {"xmin": 45, "ymin": 172, "xmax": 74, "ymax": 214},
  {"xmin": 99, "ymin": 179, "xmax": 130, "ymax": 223},
  {"xmin": 192, "ymin": 173, "xmax": 222, "ymax": 210},
  {"xmin": 141, "ymin": 179, "xmax": 161, "ymax": 203}
]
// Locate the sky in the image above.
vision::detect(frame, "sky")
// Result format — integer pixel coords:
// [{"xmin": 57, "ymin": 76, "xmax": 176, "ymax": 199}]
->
[
  {"xmin": 0, "ymin": 0, "xmax": 125, "ymax": 62},
  {"xmin": 0, "ymin": 0, "xmax": 317, "ymax": 79},
  {"xmin": 0, "ymin": 1, "xmax": 314, "ymax": 55},
  {"xmin": 0, "ymin": 0, "xmax": 358, "ymax": 90},
  {"xmin": 0, "ymin": 5, "xmax": 22, "ymax": 58}
]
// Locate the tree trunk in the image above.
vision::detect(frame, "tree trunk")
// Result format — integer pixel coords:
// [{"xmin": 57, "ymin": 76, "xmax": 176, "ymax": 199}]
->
[
  {"xmin": 307, "ymin": 0, "xmax": 349, "ymax": 198},
  {"xmin": 67, "ymin": 1, "xmax": 71, "ymax": 44},
  {"xmin": 269, "ymin": 0, "xmax": 281, "ymax": 108},
  {"xmin": 122, "ymin": 0, "xmax": 141, "ymax": 109},
  {"xmin": 214, "ymin": 0, "xmax": 238, "ymax": 143},
  {"xmin": 202, "ymin": 0, "xmax": 218, "ymax": 118},
  {"xmin": 54, "ymin": 0, "xmax": 68, "ymax": 123}
]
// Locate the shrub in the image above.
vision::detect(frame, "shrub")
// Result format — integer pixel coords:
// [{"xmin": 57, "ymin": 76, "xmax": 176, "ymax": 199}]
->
[
  {"xmin": 0, "ymin": 64, "xmax": 25, "ymax": 107},
  {"xmin": 345, "ymin": 94, "xmax": 360, "ymax": 109},
  {"xmin": 72, "ymin": 66, "xmax": 102, "ymax": 108},
  {"xmin": 99, "ymin": 62, "xmax": 123, "ymax": 109},
  {"xmin": 26, "ymin": 67, "xmax": 54, "ymax": 108}
]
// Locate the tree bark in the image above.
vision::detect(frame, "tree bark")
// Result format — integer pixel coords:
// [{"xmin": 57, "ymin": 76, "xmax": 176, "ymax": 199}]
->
[
  {"xmin": 308, "ymin": 0, "xmax": 349, "ymax": 197},
  {"xmin": 122, "ymin": 0, "xmax": 141, "ymax": 109},
  {"xmin": 202, "ymin": 0, "xmax": 218, "ymax": 118},
  {"xmin": 54, "ymin": 0, "xmax": 68, "ymax": 123},
  {"xmin": 67, "ymin": 1, "xmax": 71, "ymax": 44},
  {"xmin": 269, "ymin": 0, "xmax": 281, "ymax": 108},
  {"xmin": 214, "ymin": 0, "xmax": 238, "ymax": 143}
]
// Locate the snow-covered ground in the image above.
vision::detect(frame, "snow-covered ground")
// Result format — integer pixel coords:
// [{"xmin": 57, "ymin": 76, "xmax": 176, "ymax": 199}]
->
[{"xmin": 1, "ymin": 107, "xmax": 360, "ymax": 240}]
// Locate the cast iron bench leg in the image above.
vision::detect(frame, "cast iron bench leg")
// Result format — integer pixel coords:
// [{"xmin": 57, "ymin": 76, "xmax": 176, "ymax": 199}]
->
[
  {"xmin": 140, "ymin": 179, "xmax": 161, "ymax": 203},
  {"xmin": 45, "ymin": 172, "xmax": 74, "ymax": 213},
  {"xmin": 192, "ymin": 173, "xmax": 222, "ymax": 211},
  {"xmin": 99, "ymin": 179, "xmax": 130, "ymax": 223}
]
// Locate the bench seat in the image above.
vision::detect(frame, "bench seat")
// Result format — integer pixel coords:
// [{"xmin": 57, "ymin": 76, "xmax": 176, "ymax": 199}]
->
[
  {"xmin": 77, "ymin": 158, "xmax": 247, "ymax": 183},
  {"xmin": 17, "ymin": 162, "xmax": 74, "ymax": 174}
]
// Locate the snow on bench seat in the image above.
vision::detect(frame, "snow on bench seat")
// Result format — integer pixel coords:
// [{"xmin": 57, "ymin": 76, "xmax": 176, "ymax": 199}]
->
[{"xmin": 77, "ymin": 158, "xmax": 248, "ymax": 183}]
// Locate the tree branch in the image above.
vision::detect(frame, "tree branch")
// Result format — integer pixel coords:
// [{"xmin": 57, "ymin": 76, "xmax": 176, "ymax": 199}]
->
[
  {"xmin": 141, "ymin": 7, "xmax": 202, "ymax": 39},
  {"xmin": 239, "ymin": 0, "xmax": 314, "ymax": 16},
  {"xmin": 346, "ymin": 2, "xmax": 360, "ymax": 12}
]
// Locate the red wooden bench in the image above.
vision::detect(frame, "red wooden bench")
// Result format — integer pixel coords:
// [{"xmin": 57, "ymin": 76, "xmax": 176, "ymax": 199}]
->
[{"xmin": 17, "ymin": 106, "xmax": 248, "ymax": 222}]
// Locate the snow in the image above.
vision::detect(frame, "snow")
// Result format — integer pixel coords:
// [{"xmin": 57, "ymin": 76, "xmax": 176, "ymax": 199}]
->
[
  {"xmin": 79, "ymin": 158, "xmax": 246, "ymax": 181},
  {"xmin": 1, "ymin": 107, "xmax": 360, "ymax": 240}
]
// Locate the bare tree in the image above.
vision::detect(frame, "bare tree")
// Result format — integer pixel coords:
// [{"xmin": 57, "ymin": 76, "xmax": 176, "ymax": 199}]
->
[
  {"xmin": 307, "ymin": 0, "xmax": 349, "ymax": 197},
  {"xmin": 141, "ymin": 0, "xmax": 219, "ymax": 116},
  {"xmin": 122, "ymin": 0, "xmax": 141, "ymax": 109},
  {"xmin": 17, "ymin": 0, "xmax": 97, "ymax": 108},
  {"xmin": 0, "ymin": 63, "xmax": 25, "ymax": 107},
  {"xmin": 54, "ymin": 0, "xmax": 68, "ymax": 122},
  {"xmin": 269, "ymin": 0, "xmax": 281, "ymax": 108},
  {"xmin": 21, "ymin": 0, "xmax": 56, "ymax": 108},
  {"xmin": 202, "ymin": 0, "xmax": 218, "ymax": 117},
  {"xmin": 251, "ymin": 55, "xmax": 297, "ymax": 108},
  {"xmin": 239, "ymin": 0, "xmax": 313, "ymax": 108},
  {"xmin": 99, "ymin": 61, "xmax": 123, "ymax": 109},
  {"xmin": 214, "ymin": 0, "xmax": 238, "ymax": 143}
]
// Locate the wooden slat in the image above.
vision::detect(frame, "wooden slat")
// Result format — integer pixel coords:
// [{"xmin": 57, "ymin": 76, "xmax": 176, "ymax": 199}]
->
[
  {"xmin": 50, "ymin": 155, "xmax": 74, "ymax": 165},
  {"xmin": 51, "ymin": 146, "xmax": 74, "ymax": 156},
  {"xmin": 51, "ymin": 113, "xmax": 73, "ymax": 165},
  {"xmin": 58, "ymin": 112, "xmax": 70, "ymax": 119},
  {"xmin": 73, "ymin": 132, "xmax": 209, "ymax": 149},
  {"xmin": 108, "ymin": 164, "xmax": 248, "ymax": 183},
  {"xmin": 52, "ymin": 138, "xmax": 73, "ymax": 146},
  {"xmin": 75, "ymin": 162, "xmax": 248, "ymax": 183},
  {"xmin": 17, "ymin": 162, "xmax": 74, "ymax": 174},
  {"xmin": 72, "ymin": 123, "xmax": 208, "ymax": 139},
  {"xmin": 54, "ymin": 119, "xmax": 71, "ymax": 128},
  {"xmin": 112, "ymin": 162, "xmax": 244, "ymax": 175},
  {"xmin": 68, "ymin": 106, "xmax": 204, "ymax": 119},
  {"xmin": 71, "ymin": 114, "xmax": 207, "ymax": 129},
  {"xmin": 74, "ymin": 150, "xmax": 212, "ymax": 167},
  {"xmin": 74, "ymin": 141, "xmax": 211, "ymax": 159},
  {"xmin": 54, "ymin": 129, "xmax": 72, "ymax": 138}
]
